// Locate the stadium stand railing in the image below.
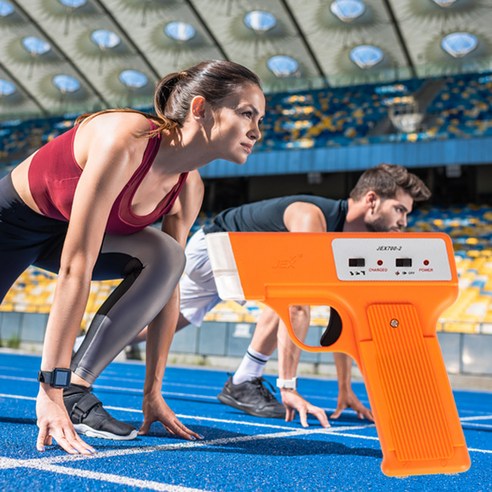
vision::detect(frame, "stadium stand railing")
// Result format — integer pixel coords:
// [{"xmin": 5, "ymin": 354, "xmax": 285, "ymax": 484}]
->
[
  {"xmin": 1, "ymin": 205, "xmax": 490, "ymax": 336},
  {"xmin": 2, "ymin": 72, "xmax": 492, "ymax": 170}
]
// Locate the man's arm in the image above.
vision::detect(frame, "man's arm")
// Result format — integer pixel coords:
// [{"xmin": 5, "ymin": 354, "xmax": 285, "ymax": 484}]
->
[
  {"xmin": 279, "ymin": 201, "xmax": 372, "ymax": 423},
  {"xmin": 277, "ymin": 305, "xmax": 329, "ymax": 428},
  {"xmin": 331, "ymin": 353, "xmax": 374, "ymax": 421}
]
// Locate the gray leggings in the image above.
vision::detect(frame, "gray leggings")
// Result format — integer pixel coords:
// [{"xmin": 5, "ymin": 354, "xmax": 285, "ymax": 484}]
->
[{"xmin": 0, "ymin": 173, "xmax": 185, "ymax": 384}]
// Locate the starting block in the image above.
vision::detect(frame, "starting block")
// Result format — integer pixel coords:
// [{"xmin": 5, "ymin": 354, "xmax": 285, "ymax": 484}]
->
[{"xmin": 206, "ymin": 232, "xmax": 471, "ymax": 477}]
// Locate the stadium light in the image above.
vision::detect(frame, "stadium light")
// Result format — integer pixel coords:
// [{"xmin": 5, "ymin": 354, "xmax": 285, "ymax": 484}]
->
[
  {"xmin": 441, "ymin": 32, "xmax": 478, "ymax": 58},
  {"xmin": 119, "ymin": 69, "xmax": 148, "ymax": 89},
  {"xmin": 330, "ymin": 0, "xmax": 366, "ymax": 23},
  {"xmin": 52, "ymin": 74, "xmax": 80, "ymax": 94},
  {"xmin": 91, "ymin": 29, "xmax": 121, "ymax": 50},
  {"xmin": 0, "ymin": 79, "xmax": 16, "ymax": 97},
  {"xmin": 164, "ymin": 21, "xmax": 196, "ymax": 42},
  {"xmin": 0, "ymin": 0, "xmax": 14, "ymax": 17},
  {"xmin": 244, "ymin": 10, "xmax": 277, "ymax": 32}
]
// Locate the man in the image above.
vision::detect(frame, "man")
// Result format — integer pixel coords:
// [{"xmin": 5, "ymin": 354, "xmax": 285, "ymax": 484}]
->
[{"xmin": 174, "ymin": 163, "xmax": 431, "ymax": 426}]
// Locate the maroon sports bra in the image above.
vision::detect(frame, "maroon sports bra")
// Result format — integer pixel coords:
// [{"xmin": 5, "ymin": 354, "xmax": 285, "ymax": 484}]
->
[{"xmin": 28, "ymin": 120, "xmax": 188, "ymax": 235}]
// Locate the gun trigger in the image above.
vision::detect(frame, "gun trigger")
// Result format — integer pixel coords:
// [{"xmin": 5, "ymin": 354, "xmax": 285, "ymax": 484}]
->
[{"xmin": 320, "ymin": 308, "xmax": 343, "ymax": 346}]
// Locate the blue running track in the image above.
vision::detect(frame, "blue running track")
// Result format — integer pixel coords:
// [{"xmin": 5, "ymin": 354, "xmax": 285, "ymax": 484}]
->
[{"xmin": 0, "ymin": 351, "xmax": 491, "ymax": 491}]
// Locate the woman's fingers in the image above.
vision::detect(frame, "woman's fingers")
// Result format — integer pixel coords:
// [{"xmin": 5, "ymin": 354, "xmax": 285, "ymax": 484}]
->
[
  {"xmin": 36, "ymin": 423, "xmax": 49, "ymax": 452},
  {"xmin": 36, "ymin": 421, "xmax": 96, "ymax": 455}
]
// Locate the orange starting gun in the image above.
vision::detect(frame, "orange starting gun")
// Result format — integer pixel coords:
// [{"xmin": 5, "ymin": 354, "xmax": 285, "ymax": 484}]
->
[{"xmin": 206, "ymin": 232, "xmax": 471, "ymax": 477}]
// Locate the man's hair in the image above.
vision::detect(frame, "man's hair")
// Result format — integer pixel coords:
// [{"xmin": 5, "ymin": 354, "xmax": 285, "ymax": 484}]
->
[{"xmin": 349, "ymin": 164, "xmax": 431, "ymax": 202}]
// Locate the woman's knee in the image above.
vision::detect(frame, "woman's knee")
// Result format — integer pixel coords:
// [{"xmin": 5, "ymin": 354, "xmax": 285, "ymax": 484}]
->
[
  {"xmin": 145, "ymin": 230, "xmax": 186, "ymax": 278},
  {"xmin": 101, "ymin": 228, "xmax": 185, "ymax": 283}
]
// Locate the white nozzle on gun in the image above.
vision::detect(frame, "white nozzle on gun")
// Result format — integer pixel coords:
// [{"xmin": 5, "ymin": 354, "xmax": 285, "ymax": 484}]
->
[{"xmin": 205, "ymin": 232, "xmax": 245, "ymax": 301}]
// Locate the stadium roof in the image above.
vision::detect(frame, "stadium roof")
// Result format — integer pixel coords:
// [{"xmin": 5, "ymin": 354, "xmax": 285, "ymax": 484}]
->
[{"xmin": 1, "ymin": 0, "xmax": 491, "ymax": 119}]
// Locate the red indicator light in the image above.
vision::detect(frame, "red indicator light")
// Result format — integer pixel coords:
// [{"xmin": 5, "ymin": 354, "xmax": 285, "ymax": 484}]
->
[
  {"xmin": 377, "ymin": 260, "xmax": 383, "ymax": 266},
  {"xmin": 423, "ymin": 260, "xmax": 430, "ymax": 266}
]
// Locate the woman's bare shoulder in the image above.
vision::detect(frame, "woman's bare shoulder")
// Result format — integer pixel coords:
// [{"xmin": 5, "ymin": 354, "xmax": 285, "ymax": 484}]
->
[
  {"xmin": 80, "ymin": 111, "xmax": 153, "ymax": 138},
  {"xmin": 74, "ymin": 112, "xmax": 154, "ymax": 166},
  {"xmin": 183, "ymin": 170, "xmax": 204, "ymax": 193},
  {"xmin": 187, "ymin": 170, "xmax": 203, "ymax": 184}
]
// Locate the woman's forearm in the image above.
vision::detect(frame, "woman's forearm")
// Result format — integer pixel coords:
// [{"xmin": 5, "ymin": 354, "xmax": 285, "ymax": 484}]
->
[
  {"xmin": 143, "ymin": 289, "xmax": 180, "ymax": 396},
  {"xmin": 40, "ymin": 272, "xmax": 91, "ymax": 370}
]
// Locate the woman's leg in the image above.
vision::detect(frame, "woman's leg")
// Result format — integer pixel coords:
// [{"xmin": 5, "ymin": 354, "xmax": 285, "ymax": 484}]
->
[
  {"xmin": 71, "ymin": 227, "xmax": 185, "ymax": 384},
  {"xmin": 0, "ymin": 250, "xmax": 36, "ymax": 304},
  {"xmin": 0, "ymin": 173, "xmax": 65, "ymax": 304},
  {"xmin": 37, "ymin": 227, "xmax": 185, "ymax": 440}
]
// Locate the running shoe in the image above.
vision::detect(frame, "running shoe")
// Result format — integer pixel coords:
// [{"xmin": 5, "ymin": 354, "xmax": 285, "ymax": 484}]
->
[
  {"xmin": 217, "ymin": 376, "xmax": 286, "ymax": 419},
  {"xmin": 64, "ymin": 384, "xmax": 137, "ymax": 440},
  {"xmin": 125, "ymin": 344, "xmax": 143, "ymax": 361}
]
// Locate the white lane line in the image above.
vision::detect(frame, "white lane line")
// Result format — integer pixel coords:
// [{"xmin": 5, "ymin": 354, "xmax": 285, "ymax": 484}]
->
[
  {"xmin": 0, "ymin": 426, "xmax": 342, "ymax": 490},
  {"xmin": 460, "ymin": 415, "xmax": 492, "ymax": 421},
  {"xmin": 0, "ymin": 457, "xmax": 22, "ymax": 469},
  {"xmin": 468, "ymin": 447, "xmax": 492, "ymax": 454},
  {"xmin": 2, "ymin": 392, "xmax": 490, "ymax": 433},
  {"xmin": 0, "ymin": 375, "xmax": 35, "ymax": 383},
  {"xmin": 461, "ymin": 422, "xmax": 492, "ymax": 430},
  {"xmin": 0, "ymin": 375, "xmax": 336, "ymax": 401},
  {"xmin": 0, "ymin": 393, "xmax": 35, "ymax": 401},
  {"xmin": 3, "ymin": 426, "xmax": 360, "ymax": 467},
  {"xmin": 0, "ymin": 380, "xmax": 218, "ymax": 401},
  {"xmin": 9, "ymin": 423, "xmax": 491, "ymax": 469},
  {"xmin": 1, "ymin": 457, "xmax": 207, "ymax": 492},
  {"xmin": 169, "ymin": 413, "xmax": 339, "ymax": 431},
  {"xmin": 95, "ymin": 384, "xmax": 218, "ymax": 401},
  {"xmin": 1, "ymin": 388, "xmax": 490, "ymax": 452},
  {"xmin": 0, "ymin": 392, "xmax": 371, "ymax": 433},
  {"xmin": 0, "ymin": 373, "xmax": 258, "ymax": 392},
  {"xmin": 0, "ymin": 368, "xmax": 260, "ymax": 392},
  {"xmin": 2, "ymin": 418, "xmax": 490, "ymax": 492},
  {"xmin": 106, "ymin": 406, "xmax": 376, "ymax": 432}
]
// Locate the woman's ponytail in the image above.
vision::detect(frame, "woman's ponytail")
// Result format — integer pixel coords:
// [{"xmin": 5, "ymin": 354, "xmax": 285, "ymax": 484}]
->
[{"xmin": 151, "ymin": 72, "xmax": 185, "ymax": 136}]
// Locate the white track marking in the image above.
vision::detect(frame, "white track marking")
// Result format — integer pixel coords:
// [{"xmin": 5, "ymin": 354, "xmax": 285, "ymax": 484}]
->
[
  {"xmin": 0, "ymin": 392, "xmax": 372, "ymax": 432},
  {"xmin": 0, "ymin": 393, "xmax": 35, "ymax": 401},
  {"xmin": 460, "ymin": 415, "xmax": 492, "ymax": 421},
  {"xmin": 0, "ymin": 374, "xmax": 339, "ymax": 401},
  {"xmin": 2, "ymin": 426, "xmax": 367, "ymax": 467},
  {"xmin": 0, "ymin": 457, "xmax": 206, "ymax": 491},
  {"xmin": 461, "ymin": 422, "xmax": 492, "ymax": 429},
  {"xmin": 0, "ymin": 390, "xmax": 490, "ymax": 492},
  {"xmin": 468, "ymin": 447, "xmax": 492, "ymax": 454},
  {"xmin": 1, "ymin": 392, "xmax": 490, "ymax": 432}
]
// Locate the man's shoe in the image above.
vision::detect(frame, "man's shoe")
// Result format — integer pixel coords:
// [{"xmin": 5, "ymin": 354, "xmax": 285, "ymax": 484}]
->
[
  {"xmin": 64, "ymin": 384, "xmax": 138, "ymax": 441},
  {"xmin": 217, "ymin": 377, "xmax": 286, "ymax": 419},
  {"xmin": 125, "ymin": 344, "xmax": 143, "ymax": 361}
]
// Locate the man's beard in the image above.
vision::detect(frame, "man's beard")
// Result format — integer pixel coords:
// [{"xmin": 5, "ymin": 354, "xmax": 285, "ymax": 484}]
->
[{"xmin": 365, "ymin": 217, "xmax": 399, "ymax": 233}]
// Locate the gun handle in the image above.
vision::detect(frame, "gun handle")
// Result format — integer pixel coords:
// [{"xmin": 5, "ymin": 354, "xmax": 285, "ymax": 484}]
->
[
  {"xmin": 359, "ymin": 303, "xmax": 470, "ymax": 476},
  {"xmin": 268, "ymin": 300, "xmax": 470, "ymax": 477}
]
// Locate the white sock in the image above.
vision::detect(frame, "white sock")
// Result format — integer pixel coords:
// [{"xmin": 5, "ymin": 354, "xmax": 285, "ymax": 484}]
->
[{"xmin": 232, "ymin": 345, "xmax": 270, "ymax": 384}]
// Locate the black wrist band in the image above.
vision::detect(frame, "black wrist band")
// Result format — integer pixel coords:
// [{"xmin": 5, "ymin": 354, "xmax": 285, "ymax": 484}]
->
[{"xmin": 37, "ymin": 368, "xmax": 72, "ymax": 388}]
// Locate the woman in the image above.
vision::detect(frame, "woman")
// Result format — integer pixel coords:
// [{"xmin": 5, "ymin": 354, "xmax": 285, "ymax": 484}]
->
[{"xmin": 0, "ymin": 60, "xmax": 265, "ymax": 455}]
